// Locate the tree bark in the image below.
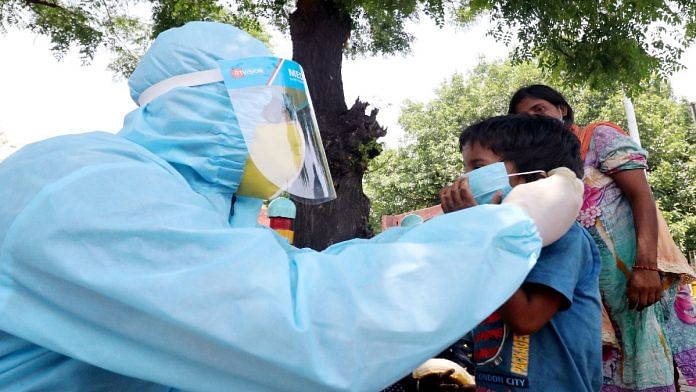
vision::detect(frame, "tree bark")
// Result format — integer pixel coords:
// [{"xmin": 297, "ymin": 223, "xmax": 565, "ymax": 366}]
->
[{"xmin": 289, "ymin": 0, "xmax": 386, "ymax": 250}]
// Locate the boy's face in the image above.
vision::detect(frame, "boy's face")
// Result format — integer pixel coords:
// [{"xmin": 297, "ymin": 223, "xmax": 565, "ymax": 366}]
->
[{"xmin": 461, "ymin": 142, "xmax": 526, "ymax": 186}]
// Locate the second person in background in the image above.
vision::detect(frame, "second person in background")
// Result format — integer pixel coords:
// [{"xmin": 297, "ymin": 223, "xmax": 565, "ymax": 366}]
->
[{"xmin": 509, "ymin": 84, "xmax": 696, "ymax": 390}]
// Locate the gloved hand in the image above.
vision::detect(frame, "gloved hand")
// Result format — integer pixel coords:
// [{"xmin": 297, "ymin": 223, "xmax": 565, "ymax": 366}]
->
[{"xmin": 502, "ymin": 167, "xmax": 583, "ymax": 246}]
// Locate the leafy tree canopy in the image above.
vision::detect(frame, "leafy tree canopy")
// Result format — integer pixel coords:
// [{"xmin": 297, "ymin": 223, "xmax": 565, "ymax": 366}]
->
[
  {"xmin": 237, "ymin": 0, "xmax": 454, "ymax": 55},
  {"xmin": 4, "ymin": 0, "xmax": 695, "ymax": 92},
  {"xmin": 0, "ymin": 0, "xmax": 268, "ymax": 76},
  {"xmin": 365, "ymin": 60, "xmax": 696, "ymax": 251},
  {"xmin": 457, "ymin": 0, "xmax": 696, "ymax": 94},
  {"xmin": 0, "ymin": 0, "xmax": 455, "ymax": 76}
]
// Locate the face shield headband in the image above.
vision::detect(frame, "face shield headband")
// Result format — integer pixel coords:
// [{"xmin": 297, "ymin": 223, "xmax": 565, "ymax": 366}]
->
[{"xmin": 137, "ymin": 57, "xmax": 336, "ymax": 204}]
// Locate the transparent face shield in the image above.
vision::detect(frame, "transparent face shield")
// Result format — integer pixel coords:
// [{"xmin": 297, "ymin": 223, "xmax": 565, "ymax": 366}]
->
[
  {"xmin": 220, "ymin": 57, "xmax": 336, "ymax": 204},
  {"xmin": 135, "ymin": 57, "xmax": 336, "ymax": 204}
]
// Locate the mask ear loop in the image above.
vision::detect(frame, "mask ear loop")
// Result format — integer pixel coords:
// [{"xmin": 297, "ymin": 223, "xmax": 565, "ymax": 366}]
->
[
  {"xmin": 507, "ymin": 170, "xmax": 546, "ymax": 178},
  {"xmin": 508, "ymin": 170, "xmax": 546, "ymax": 183},
  {"xmin": 459, "ymin": 169, "xmax": 546, "ymax": 179}
]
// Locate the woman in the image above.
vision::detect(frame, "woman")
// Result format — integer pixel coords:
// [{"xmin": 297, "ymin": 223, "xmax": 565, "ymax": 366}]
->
[{"xmin": 509, "ymin": 84, "xmax": 696, "ymax": 391}]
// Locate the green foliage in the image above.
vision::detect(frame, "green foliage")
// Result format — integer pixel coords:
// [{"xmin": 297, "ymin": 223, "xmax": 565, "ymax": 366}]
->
[
  {"xmin": 356, "ymin": 138, "xmax": 383, "ymax": 170},
  {"xmin": 346, "ymin": 0, "xmax": 444, "ymax": 55},
  {"xmin": 365, "ymin": 60, "xmax": 696, "ymax": 252},
  {"xmin": 5, "ymin": 0, "xmax": 695, "ymax": 90},
  {"xmin": 0, "ymin": 0, "xmax": 456, "ymax": 74},
  {"xmin": 0, "ymin": 0, "xmax": 267, "ymax": 77},
  {"xmin": 456, "ymin": 0, "xmax": 696, "ymax": 94},
  {"xmin": 151, "ymin": 0, "xmax": 269, "ymax": 44},
  {"xmin": 238, "ymin": 0, "xmax": 457, "ymax": 56},
  {"xmin": 1, "ymin": 0, "xmax": 151, "ymax": 76}
]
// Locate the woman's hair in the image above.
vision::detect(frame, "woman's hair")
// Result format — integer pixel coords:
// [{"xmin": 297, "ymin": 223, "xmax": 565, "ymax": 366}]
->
[
  {"xmin": 508, "ymin": 84, "xmax": 575, "ymax": 126},
  {"xmin": 459, "ymin": 114, "xmax": 584, "ymax": 179}
]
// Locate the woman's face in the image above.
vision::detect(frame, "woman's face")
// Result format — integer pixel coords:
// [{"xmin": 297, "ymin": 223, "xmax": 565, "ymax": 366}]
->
[{"xmin": 514, "ymin": 97, "xmax": 567, "ymax": 122}]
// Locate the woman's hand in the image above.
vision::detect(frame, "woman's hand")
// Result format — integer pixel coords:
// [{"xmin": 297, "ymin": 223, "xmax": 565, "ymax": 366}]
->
[
  {"xmin": 439, "ymin": 176, "xmax": 502, "ymax": 213},
  {"xmin": 627, "ymin": 267, "xmax": 662, "ymax": 311},
  {"xmin": 627, "ymin": 241, "xmax": 662, "ymax": 311}
]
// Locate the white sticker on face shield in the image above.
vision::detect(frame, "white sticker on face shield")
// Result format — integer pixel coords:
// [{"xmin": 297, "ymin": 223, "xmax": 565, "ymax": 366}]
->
[{"xmin": 220, "ymin": 57, "xmax": 336, "ymax": 204}]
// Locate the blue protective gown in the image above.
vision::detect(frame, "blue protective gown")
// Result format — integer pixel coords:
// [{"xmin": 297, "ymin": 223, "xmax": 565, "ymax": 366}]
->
[{"xmin": 0, "ymin": 22, "xmax": 541, "ymax": 391}]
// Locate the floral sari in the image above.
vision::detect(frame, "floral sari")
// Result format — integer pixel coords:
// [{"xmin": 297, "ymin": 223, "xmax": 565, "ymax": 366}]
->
[{"xmin": 573, "ymin": 123, "xmax": 696, "ymax": 391}]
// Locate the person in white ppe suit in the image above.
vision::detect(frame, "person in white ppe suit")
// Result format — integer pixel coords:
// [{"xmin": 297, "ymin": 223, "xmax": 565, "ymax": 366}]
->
[{"xmin": 0, "ymin": 22, "xmax": 583, "ymax": 391}]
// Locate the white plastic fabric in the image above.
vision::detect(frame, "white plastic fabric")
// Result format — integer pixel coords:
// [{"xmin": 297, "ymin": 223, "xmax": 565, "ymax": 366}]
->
[
  {"xmin": 502, "ymin": 167, "xmax": 584, "ymax": 246},
  {"xmin": 0, "ymin": 22, "xmax": 558, "ymax": 391}
]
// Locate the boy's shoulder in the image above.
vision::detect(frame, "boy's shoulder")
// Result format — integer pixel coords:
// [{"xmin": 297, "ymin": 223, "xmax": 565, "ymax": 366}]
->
[
  {"xmin": 562, "ymin": 222, "xmax": 592, "ymax": 241},
  {"xmin": 526, "ymin": 223, "xmax": 600, "ymax": 310},
  {"xmin": 541, "ymin": 222, "xmax": 594, "ymax": 257},
  {"xmin": 532, "ymin": 223, "xmax": 599, "ymax": 287}
]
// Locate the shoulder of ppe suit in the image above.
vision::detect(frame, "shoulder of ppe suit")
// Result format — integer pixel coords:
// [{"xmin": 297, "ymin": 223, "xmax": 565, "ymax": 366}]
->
[
  {"xmin": 0, "ymin": 133, "xmax": 193, "ymax": 247},
  {"xmin": 2, "ymin": 132, "xmax": 176, "ymax": 170},
  {"xmin": 13, "ymin": 131, "xmax": 183, "ymax": 182}
]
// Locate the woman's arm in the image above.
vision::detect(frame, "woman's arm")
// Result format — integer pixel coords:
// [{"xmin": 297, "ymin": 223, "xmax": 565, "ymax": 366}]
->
[{"xmin": 611, "ymin": 169, "xmax": 661, "ymax": 310}]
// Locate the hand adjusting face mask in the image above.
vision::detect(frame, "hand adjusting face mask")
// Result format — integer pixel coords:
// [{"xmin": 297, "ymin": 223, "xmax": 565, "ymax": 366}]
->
[
  {"xmin": 137, "ymin": 57, "xmax": 336, "ymax": 204},
  {"xmin": 464, "ymin": 162, "xmax": 545, "ymax": 205}
]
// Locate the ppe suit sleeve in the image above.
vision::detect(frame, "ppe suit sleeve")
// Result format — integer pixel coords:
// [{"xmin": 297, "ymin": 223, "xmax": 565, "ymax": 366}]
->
[{"xmin": 0, "ymin": 164, "xmax": 541, "ymax": 392}]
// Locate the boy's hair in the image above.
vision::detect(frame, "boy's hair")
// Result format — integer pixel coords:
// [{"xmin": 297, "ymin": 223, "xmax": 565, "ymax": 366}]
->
[
  {"xmin": 508, "ymin": 84, "xmax": 575, "ymax": 127},
  {"xmin": 458, "ymin": 115, "xmax": 584, "ymax": 179}
]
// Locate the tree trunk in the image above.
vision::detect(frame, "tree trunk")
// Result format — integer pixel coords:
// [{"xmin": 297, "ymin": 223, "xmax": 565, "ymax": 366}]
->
[{"xmin": 289, "ymin": 0, "xmax": 386, "ymax": 250}]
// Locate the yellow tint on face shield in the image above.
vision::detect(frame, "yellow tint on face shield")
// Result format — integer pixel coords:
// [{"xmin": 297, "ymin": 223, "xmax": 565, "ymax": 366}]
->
[
  {"xmin": 236, "ymin": 121, "xmax": 304, "ymax": 200},
  {"xmin": 220, "ymin": 57, "xmax": 337, "ymax": 203}
]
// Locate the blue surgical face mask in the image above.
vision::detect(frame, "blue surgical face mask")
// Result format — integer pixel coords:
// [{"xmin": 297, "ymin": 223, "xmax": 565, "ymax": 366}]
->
[
  {"xmin": 465, "ymin": 162, "xmax": 512, "ymax": 205},
  {"xmin": 463, "ymin": 162, "xmax": 545, "ymax": 205}
]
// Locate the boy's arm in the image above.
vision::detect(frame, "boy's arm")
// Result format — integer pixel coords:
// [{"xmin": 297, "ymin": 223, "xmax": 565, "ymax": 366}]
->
[
  {"xmin": 500, "ymin": 284, "xmax": 567, "ymax": 335},
  {"xmin": 501, "ymin": 224, "xmax": 593, "ymax": 335}
]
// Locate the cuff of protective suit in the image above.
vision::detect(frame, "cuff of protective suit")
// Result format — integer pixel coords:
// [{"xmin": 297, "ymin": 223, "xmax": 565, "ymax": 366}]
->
[
  {"xmin": 547, "ymin": 167, "xmax": 584, "ymax": 194},
  {"xmin": 502, "ymin": 167, "xmax": 583, "ymax": 247}
]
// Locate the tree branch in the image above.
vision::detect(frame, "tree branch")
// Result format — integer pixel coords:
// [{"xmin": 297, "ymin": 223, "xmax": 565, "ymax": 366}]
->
[{"xmin": 24, "ymin": 0, "xmax": 62, "ymax": 9}]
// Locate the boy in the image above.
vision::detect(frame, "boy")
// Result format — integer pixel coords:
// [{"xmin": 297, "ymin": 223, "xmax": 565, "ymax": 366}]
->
[{"xmin": 437, "ymin": 115, "xmax": 602, "ymax": 391}]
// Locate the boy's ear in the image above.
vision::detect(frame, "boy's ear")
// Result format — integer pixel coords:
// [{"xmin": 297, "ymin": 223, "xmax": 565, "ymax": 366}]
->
[{"xmin": 559, "ymin": 105, "xmax": 568, "ymax": 117}]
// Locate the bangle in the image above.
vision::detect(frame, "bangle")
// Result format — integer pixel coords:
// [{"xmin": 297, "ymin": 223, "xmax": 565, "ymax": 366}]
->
[{"xmin": 633, "ymin": 265, "xmax": 660, "ymax": 272}]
